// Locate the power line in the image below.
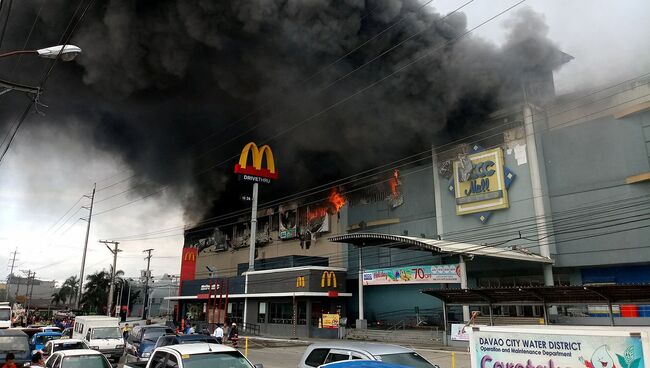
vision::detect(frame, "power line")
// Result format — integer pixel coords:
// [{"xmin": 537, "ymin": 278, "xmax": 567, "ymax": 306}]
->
[
  {"xmin": 96, "ymin": 78, "xmax": 650, "ymax": 243},
  {"xmin": 89, "ymin": 0, "xmax": 504, "ymax": 206},
  {"xmin": 0, "ymin": 0, "xmax": 96, "ymax": 166}
]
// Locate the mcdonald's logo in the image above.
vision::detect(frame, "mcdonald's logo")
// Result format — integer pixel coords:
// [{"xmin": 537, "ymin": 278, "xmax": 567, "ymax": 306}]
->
[
  {"xmin": 234, "ymin": 142, "xmax": 278, "ymax": 180},
  {"xmin": 296, "ymin": 276, "xmax": 305, "ymax": 288},
  {"xmin": 321, "ymin": 271, "xmax": 337, "ymax": 288},
  {"xmin": 183, "ymin": 250, "xmax": 196, "ymax": 262}
]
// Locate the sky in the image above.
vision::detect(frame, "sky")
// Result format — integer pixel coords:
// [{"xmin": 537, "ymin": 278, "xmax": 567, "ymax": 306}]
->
[{"xmin": 1, "ymin": 0, "xmax": 649, "ymax": 285}]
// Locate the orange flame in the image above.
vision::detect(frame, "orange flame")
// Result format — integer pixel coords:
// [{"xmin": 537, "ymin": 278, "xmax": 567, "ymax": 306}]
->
[
  {"xmin": 328, "ymin": 188, "xmax": 346, "ymax": 212},
  {"xmin": 307, "ymin": 188, "xmax": 347, "ymax": 221},
  {"xmin": 389, "ymin": 170, "xmax": 400, "ymax": 197}
]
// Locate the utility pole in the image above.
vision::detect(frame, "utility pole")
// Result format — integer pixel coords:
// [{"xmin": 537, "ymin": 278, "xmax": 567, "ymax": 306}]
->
[
  {"xmin": 76, "ymin": 184, "xmax": 96, "ymax": 309},
  {"xmin": 5, "ymin": 248, "xmax": 18, "ymax": 302},
  {"xmin": 21, "ymin": 270, "xmax": 34, "ymax": 311},
  {"xmin": 142, "ymin": 249, "xmax": 153, "ymax": 320},
  {"xmin": 100, "ymin": 240, "xmax": 121, "ymax": 317}
]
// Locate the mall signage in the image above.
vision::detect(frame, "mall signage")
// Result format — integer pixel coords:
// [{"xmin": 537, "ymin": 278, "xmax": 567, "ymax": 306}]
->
[
  {"xmin": 448, "ymin": 145, "xmax": 516, "ymax": 224},
  {"xmin": 362, "ymin": 264, "xmax": 461, "ymax": 286}
]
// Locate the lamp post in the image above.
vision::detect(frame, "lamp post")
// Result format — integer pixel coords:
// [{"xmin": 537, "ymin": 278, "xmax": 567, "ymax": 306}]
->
[
  {"xmin": 0, "ymin": 45, "xmax": 82, "ymax": 96},
  {"xmin": 0, "ymin": 45, "xmax": 82, "ymax": 60}
]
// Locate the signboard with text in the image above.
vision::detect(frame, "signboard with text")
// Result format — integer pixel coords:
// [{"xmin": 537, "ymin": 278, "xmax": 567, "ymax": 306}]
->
[
  {"xmin": 471, "ymin": 328, "xmax": 647, "ymax": 368},
  {"xmin": 453, "ymin": 147, "xmax": 510, "ymax": 216},
  {"xmin": 362, "ymin": 264, "xmax": 461, "ymax": 286},
  {"xmin": 322, "ymin": 313, "xmax": 340, "ymax": 329}
]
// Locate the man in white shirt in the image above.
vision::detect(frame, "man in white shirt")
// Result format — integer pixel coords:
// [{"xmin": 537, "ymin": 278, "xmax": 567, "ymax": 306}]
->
[{"xmin": 213, "ymin": 323, "xmax": 224, "ymax": 344}]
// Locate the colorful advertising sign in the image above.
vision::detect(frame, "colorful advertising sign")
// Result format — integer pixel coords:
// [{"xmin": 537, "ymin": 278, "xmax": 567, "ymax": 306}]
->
[
  {"xmin": 321, "ymin": 313, "xmax": 340, "ymax": 329},
  {"xmin": 362, "ymin": 264, "xmax": 461, "ymax": 285},
  {"xmin": 234, "ymin": 142, "xmax": 278, "ymax": 183},
  {"xmin": 180, "ymin": 247, "xmax": 198, "ymax": 281},
  {"xmin": 471, "ymin": 329, "xmax": 647, "ymax": 368}
]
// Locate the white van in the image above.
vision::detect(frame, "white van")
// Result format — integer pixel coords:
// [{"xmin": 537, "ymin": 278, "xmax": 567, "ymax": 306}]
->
[
  {"xmin": 0, "ymin": 302, "xmax": 11, "ymax": 329},
  {"xmin": 72, "ymin": 315, "xmax": 124, "ymax": 362}
]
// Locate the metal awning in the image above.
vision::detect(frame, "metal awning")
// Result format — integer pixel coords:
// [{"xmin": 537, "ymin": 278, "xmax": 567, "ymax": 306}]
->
[
  {"xmin": 421, "ymin": 285, "xmax": 650, "ymax": 305},
  {"xmin": 329, "ymin": 232, "xmax": 552, "ymax": 264}
]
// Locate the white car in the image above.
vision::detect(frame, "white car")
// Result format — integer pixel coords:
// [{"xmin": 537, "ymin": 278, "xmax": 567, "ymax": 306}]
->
[
  {"xmin": 42, "ymin": 339, "xmax": 90, "ymax": 359},
  {"xmin": 123, "ymin": 343, "xmax": 263, "ymax": 368},
  {"xmin": 44, "ymin": 349, "xmax": 112, "ymax": 368},
  {"xmin": 298, "ymin": 342, "xmax": 436, "ymax": 368}
]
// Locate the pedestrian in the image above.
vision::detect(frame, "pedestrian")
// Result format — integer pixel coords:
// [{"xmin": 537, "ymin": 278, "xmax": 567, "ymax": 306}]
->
[
  {"xmin": 228, "ymin": 323, "xmax": 239, "ymax": 348},
  {"xmin": 188, "ymin": 324, "xmax": 196, "ymax": 334},
  {"xmin": 122, "ymin": 323, "xmax": 130, "ymax": 340},
  {"xmin": 29, "ymin": 352, "xmax": 44, "ymax": 367},
  {"xmin": 213, "ymin": 324, "xmax": 224, "ymax": 344},
  {"xmin": 2, "ymin": 353, "xmax": 17, "ymax": 368}
]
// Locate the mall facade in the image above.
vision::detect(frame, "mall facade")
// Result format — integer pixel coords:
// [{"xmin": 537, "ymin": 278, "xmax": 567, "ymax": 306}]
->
[{"xmin": 169, "ymin": 74, "xmax": 650, "ymax": 337}]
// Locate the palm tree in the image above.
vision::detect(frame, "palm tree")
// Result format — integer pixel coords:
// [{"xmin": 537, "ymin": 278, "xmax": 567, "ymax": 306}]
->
[
  {"xmin": 63, "ymin": 276, "xmax": 80, "ymax": 306},
  {"xmin": 51, "ymin": 292, "xmax": 63, "ymax": 306},
  {"xmin": 81, "ymin": 271, "xmax": 111, "ymax": 313}
]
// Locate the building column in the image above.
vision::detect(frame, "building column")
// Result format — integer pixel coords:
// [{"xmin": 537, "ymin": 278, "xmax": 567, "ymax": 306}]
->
[
  {"xmin": 523, "ymin": 103, "xmax": 554, "ymax": 286},
  {"xmin": 459, "ymin": 255, "xmax": 470, "ymax": 322},
  {"xmin": 356, "ymin": 246, "xmax": 367, "ymax": 329}
]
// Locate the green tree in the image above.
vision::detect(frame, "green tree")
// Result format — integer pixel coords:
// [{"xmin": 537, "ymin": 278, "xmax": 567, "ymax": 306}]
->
[
  {"xmin": 51, "ymin": 292, "xmax": 63, "ymax": 306},
  {"xmin": 81, "ymin": 271, "xmax": 110, "ymax": 313}
]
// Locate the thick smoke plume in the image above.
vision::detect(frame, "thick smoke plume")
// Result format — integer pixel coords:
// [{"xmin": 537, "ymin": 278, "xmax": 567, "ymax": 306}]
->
[{"xmin": 0, "ymin": 1, "xmax": 566, "ymax": 224}]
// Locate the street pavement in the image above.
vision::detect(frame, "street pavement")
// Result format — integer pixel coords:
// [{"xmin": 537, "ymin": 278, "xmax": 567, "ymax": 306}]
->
[{"xmin": 244, "ymin": 345, "xmax": 471, "ymax": 368}]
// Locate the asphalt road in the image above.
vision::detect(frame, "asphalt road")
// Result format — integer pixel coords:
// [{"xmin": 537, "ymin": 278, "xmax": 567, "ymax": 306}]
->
[{"xmin": 244, "ymin": 345, "xmax": 471, "ymax": 368}]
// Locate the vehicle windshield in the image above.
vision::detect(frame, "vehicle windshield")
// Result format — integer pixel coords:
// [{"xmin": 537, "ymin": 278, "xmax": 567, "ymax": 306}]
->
[
  {"xmin": 142, "ymin": 328, "xmax": 173, "ymax": 342},
  {"xmin": 0, "ymin": 336, "xmax": 30, "ymax": 360},
  {"xmin": 182, "ymin": 351, "xmax": 253, "ymax": 368},
  {"xmin": 0, "ymin": 309, "xmax": 10, "ymax": 320},
  {"xmin": 35, "ymin": 335, "xmax": 61, "ymax": 345},
  {"xmin": 378, "ymin": 352, "xmax": 435, "ymax": 368},
  {"xmin": 54, "ymin": 341, "xmax": 88, "ymax": 352},
  {"xmin": 91, "ymin": 327, "xmax": 122, "ymax": 339},
  {"xmin": 62, "ymin": 355, "xmax": 112, "ymax": 368}
]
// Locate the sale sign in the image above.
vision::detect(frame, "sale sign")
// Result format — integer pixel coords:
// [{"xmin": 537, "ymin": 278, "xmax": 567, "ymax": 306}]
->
[{"xmin": 362, "ymin": 264, "xmax": 461, "ymax": 285}]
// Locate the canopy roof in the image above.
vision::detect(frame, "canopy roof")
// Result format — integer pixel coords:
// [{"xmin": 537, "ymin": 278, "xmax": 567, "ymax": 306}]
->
[
  {"xmin": 421, "ymin": 285, "xmax": 650, "ymax": 305},
  {"xmin": 328, "ymin": 233, "xmax": 552, "ymax": 264}
]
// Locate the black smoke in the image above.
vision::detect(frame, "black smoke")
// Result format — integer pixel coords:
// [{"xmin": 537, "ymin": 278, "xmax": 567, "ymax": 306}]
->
[{"xmin": 0, "ymin": 1, "xmax": 567, "ymax": 224}]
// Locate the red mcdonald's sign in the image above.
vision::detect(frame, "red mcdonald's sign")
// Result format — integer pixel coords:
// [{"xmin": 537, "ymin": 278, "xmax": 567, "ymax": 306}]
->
[{"xmin": 180, "ymin": 247, "xmax": 198, "ymax": 281}]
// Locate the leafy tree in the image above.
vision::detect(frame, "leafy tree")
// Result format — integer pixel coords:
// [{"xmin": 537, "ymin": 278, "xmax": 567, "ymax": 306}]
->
[
  {"xmin": 51, "ymin": 292, "xmax": 63, "ymax": 306},
  {"xmin": 81, "ymin": 271, "xmax": 110, "ymax": 313}
]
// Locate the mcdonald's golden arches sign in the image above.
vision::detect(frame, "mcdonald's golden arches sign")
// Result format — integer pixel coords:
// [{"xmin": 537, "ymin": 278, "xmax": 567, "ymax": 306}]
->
[
  {"xmin": 321, "ymin": 271, "xmax": 337, "ymax": 288},
  {"xmin": 234, "ymin": 142, "xmax": 278, "ymax": 182},
  {"xmin": 296, "ymin": 276, "xmax": 305, "ymax": 288}
]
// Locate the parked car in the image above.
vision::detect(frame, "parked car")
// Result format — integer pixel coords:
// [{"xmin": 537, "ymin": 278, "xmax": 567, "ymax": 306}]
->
[
  {"xmin": 31, "ymin": 331, "xmax": 62, "ymax": 353},
  {"xmin": 124, "ymin": 324, "xmax": 175, "ymax": 363},
  {"xmin": 0, "ymin": 329, "xmax": 31, "ymax": 366},
  {"xmin": 61, "ymin": 327, "xmax": 73, "ymax": 339},
  {"xmin": 298, "ymin": 342, "xmax": 436, "ymax": 368},
  {"xmin": 42, "ymin": 339, "xmax": 90, "ymax": 359},
  {"xmin": 320, "ymin": 362, "xmax": 412, "ymax": 368},
  {"xmin": 44, "ymin": 349, "xmax": 112, "ymax": 368},
  {"xmin": 154, "ymin": 333, "xmax": 219, "ymax": 348},
  {"xmin": 123, "ymin": 343, "xmax": 263, "ymax": 368}
]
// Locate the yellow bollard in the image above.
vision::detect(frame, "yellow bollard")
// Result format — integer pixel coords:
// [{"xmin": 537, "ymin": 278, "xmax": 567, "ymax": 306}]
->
[
  {"xmin": 452, "ymin": 352, "xmax": 456, "ymax": 368},
  {"xmin": 245, "ymin": 336, "xmax": 249, "ymax": 357}
]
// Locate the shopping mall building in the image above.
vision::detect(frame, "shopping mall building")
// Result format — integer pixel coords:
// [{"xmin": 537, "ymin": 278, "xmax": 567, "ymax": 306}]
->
[{"xmin": 168, "ymin": 73, "xmax": 650, "ymax": 337}]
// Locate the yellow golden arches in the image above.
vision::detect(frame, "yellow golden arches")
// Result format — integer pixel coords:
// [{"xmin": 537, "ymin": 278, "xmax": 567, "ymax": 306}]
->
[{"xmin": 321, "ymin": 271, "xmax": 337, "ymax": 288}]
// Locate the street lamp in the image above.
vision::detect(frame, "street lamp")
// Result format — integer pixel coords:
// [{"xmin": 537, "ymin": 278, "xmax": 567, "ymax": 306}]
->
[{"xmin": 0, "ymin": 45, "xmax": 82, "ymax": 61}]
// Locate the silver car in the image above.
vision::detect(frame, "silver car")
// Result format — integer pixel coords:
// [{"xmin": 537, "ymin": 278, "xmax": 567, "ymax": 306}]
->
[{"xmin": 297, "ymin": 342, "xmax": 436, "ymax": 368}]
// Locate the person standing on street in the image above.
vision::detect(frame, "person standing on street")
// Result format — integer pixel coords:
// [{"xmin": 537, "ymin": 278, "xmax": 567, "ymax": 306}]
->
[
  {"xmin": 2, "ymin": 353, "xmax": 16, "ymax": 368},
  {"xmin": 228, "ymin": 323, "xmax": 239, "ymax": 348},
  {"xmin": 213, "ymin": 323, "xmax": 224, "ymax": 344},
  {"xmin": 29, "ymin": 352, "xmax": 44, "ymax": 367}
]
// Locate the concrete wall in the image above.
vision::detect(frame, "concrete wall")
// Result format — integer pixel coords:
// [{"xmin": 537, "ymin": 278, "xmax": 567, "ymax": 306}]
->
[{"xmin": 542, "ymin": 111, "xmax": 650, "ymax": 268}]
